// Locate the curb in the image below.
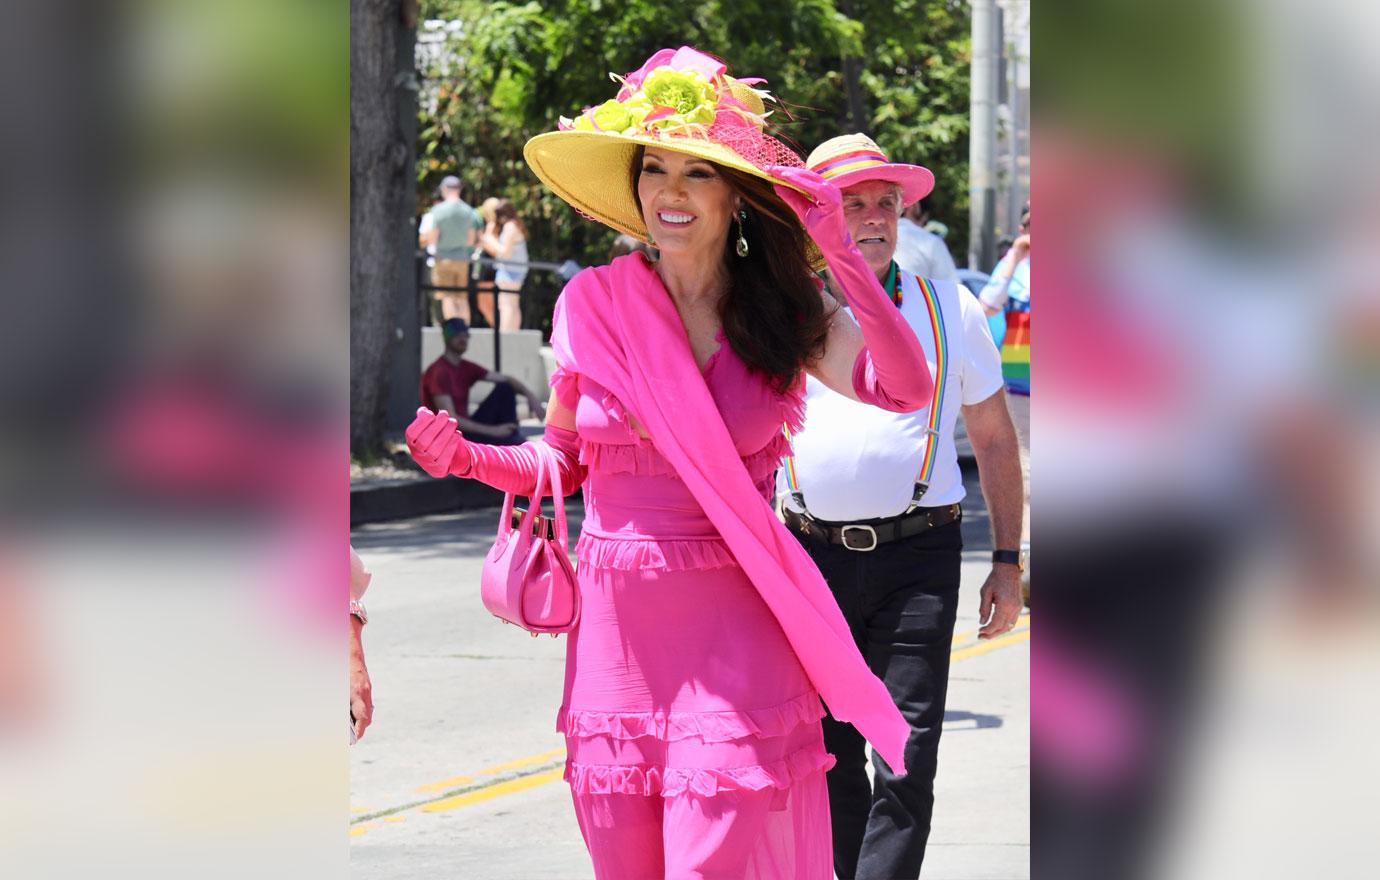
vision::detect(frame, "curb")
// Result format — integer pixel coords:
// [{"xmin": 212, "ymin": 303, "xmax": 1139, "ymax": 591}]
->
[
  {"xmin": 352, "ymin": 464, "xmax": 973, "ymax": 526},
  {"xmin": 350, "ymin": 476, "xmax": 505, "ymax": 526},
  {"xmin": 350, "ymin": 474, "xmax": 586, "ymax": 526}
]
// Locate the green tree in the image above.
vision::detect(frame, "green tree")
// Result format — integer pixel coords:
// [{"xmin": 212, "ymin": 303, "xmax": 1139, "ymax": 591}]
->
[{"xmin": 416, "ymin": 0, "xmax": 969, "ymax": 337}]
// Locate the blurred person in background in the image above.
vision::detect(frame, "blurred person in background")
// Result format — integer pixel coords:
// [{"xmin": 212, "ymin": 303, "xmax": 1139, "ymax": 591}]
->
[
  {"xmin": 1029, "ymin": 128, "xmax": 1374, "ymax": 878},
  {"xmin": 895, "ymin": 196, "xmax": 959, "ymax": 281},
  {"xmin": 419, "ymin": 175, "xmax": 481, "ymax": 322},
  {"xmin": 472, "ymin": 196, "xmax": 502, "ymax": 325},
  {"xmin": 477, "ymin": 195, "xmax": 500, "ymax": 236},
  {"xmin": 0, "ymin": 570, "xmax": 44, "ymax": 735},
  {"xmin": 477, "ymin": 198, "xmax": 528, "ymax": 332},
  {"xmin": 783, "ymin": 133, "xmax": 1025, "ymax": 880},
  {"xmin": 471, "ymin": 198, "xmax": 499, "ymax": 325},
  {"xmin": 418, "ymin": 317, "xmax": 544, "ymax": 445},
  {"xmin": 980, "ymin": 202, "xmax": 1030, "ymax": 316},
  {"xmin": 349, "ymin": 545, "xmax": 372, "ymax": 743},
  {"xmin": 418, "ymin": 188, "xmax": 442, "ymax": 307},
  {"xmin": 607, "ymin": 232, "xmax": 657, "ymax": 263}
]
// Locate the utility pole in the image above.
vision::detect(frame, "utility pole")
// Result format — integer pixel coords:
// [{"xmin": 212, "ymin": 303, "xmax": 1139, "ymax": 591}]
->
[
  {"xmin": 1008, "ymin": 30, "xmax": 1020, "ymax": 233},
  {"xmin": 969, "ymin": 0, "xmax": 999, "ymax": 272}
]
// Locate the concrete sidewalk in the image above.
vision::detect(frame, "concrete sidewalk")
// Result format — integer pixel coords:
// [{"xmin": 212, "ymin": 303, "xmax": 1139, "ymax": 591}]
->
[{"xmin": 349, "ymin": 465, "xmax": 1028, "ymax": 879}]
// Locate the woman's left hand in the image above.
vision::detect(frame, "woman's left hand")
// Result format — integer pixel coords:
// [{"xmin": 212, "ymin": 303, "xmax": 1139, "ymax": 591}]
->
[
  {"xmin": 405, "ymin": 407, "xmax": 466, "ymax": 477},
  {"xmin": 767, "ymin": 166, "xmax": 849, "ymax": 250}
]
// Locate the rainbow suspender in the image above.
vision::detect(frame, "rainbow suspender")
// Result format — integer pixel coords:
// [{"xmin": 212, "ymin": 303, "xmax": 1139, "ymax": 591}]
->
[{"xmin": 783, "ymin": 268, "xmax": 949, "ymax": 516}]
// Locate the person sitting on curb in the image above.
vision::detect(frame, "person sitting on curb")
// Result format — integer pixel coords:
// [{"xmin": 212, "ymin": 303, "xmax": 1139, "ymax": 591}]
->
[{"xmin": 419, "ymin": 318, "xmax": 546, "ymax": 446}]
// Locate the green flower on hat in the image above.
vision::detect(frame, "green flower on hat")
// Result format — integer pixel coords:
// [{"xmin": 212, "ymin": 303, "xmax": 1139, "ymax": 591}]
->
[
  {"xmin": 591, "ymin": 99, "xmax": 637, "ymax": 133},
  {"xmin": 559, "ymin": 64, "xmax": 720, "ymax": 136},
  {"xmin": 571, "ymin": 99, "xmax": 645, "ymax": 134},
  {"xmin": 639, "ymin": 67, "xmax": 717, "ymax": 129}
]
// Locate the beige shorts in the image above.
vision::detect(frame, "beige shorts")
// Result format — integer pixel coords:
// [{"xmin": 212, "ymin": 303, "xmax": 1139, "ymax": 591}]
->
[{"xmin": 431, "ymin": 259, "xmax": 470, "ymax": 296}]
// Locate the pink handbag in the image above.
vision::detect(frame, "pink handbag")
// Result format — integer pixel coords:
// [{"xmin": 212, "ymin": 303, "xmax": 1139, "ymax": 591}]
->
[{"xmin": 479, "ymin": 440, "xmax": 580, "ymax": 635}]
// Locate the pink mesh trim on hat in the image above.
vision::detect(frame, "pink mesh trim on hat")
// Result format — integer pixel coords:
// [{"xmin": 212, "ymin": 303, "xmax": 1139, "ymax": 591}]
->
[{"xmin": 705, "ymin": 119, "xmax": 804, "ymax": 171}]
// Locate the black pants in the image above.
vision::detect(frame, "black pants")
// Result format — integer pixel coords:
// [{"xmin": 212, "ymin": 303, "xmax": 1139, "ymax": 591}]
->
[
  {"xmin": 468, "ymin": 382, "xmax": 523, "ymax": 445},
  {"xmin": 795, "ymin": 520, "xmax": 963, "ymax": 880}
]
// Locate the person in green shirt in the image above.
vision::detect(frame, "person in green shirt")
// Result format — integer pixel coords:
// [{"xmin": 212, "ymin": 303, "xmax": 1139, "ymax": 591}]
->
[{"xmin": 419, "ymin": 175, "xmax": 482, "ymax": 321}]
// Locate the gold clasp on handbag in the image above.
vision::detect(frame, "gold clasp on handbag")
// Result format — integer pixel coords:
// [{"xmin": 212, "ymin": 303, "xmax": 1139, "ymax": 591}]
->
[{"xmin": 511, "ymin": 507, "xmax": 556, "ymax": 540}]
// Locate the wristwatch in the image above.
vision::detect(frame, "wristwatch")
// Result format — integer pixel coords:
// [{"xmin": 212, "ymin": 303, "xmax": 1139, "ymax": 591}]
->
[
  {"xmin": 992, "ymin": 549, "xmax": 1025, "ymax": 572},
  {"xmin": 349, "ymin": 598, "xmax": 369, "ymax": 625}
]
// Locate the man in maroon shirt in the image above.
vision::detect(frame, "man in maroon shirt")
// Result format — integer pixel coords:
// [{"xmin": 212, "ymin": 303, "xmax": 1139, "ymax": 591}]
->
[{"xmin": 419, "ymin": 318, "xmax": 547, "ymax": 445}]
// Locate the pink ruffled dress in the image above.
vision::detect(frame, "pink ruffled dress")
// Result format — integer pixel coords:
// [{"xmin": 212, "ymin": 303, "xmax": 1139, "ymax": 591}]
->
[{"xmin": 550, "ymin": 330, "xmax": 834, "ymax": 879}]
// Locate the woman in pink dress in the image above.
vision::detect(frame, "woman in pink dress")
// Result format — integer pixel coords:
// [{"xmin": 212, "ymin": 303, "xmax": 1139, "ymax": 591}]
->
[{"xmin": 406, "ymin": 47, "xmax": 932, "ymax": 879}]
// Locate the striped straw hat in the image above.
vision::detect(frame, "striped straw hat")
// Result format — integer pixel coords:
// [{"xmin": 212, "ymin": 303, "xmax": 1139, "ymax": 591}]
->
[{"xmin": 805, "ymin": 133, "xmax": 934, "ymax": 207}]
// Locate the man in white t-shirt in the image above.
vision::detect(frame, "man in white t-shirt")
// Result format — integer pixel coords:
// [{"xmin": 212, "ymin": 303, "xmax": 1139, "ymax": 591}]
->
[
  {"xmin": 894, "ymin": 197, "xmax": 959, "ymax": 282},
  {"xmin": 788, "ymin": 134, "xmax": 1026, "ymax": 880}
]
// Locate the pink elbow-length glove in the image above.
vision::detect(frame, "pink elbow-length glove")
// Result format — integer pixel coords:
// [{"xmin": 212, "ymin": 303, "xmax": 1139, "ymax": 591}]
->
[
  {"xmin": 770, "ymin": 166, "xmax": 934, "ymax": 412},
  {"xmin": 404, "ymin": 407, "xmax": 586, "ymax": 495}
]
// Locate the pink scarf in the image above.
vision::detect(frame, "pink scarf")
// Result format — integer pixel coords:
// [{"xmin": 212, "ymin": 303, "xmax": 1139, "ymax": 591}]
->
[{"xmin": 552, "ymin": 254, "xmax": 909, "ymax": 771}]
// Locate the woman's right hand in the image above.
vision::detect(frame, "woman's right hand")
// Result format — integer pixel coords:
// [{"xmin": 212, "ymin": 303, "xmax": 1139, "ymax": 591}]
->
[
  {"xmin": 405, "ymin": 407, "xmax": 468, "ymax": 477},
  {"xmin": 766, "ymin": 166, "xmax": 850, "ymax": 253}
]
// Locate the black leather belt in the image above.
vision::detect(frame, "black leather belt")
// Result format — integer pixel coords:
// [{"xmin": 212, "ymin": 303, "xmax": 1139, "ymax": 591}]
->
[{"xmin": 784, "ymin": 504, "xmax": 962, "ymax": 552}]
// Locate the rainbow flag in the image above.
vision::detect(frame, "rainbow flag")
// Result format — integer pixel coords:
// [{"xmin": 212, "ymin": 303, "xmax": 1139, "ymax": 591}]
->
[{"xmin": 1001, "ymin": 311, "xmax": 1030, "ymax": 396}]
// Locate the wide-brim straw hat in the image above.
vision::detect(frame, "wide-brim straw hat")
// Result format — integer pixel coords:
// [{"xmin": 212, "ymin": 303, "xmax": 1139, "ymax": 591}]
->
[
  {"xmin": 523, "ymin": 46, "xmax": 823, "ymax": 266},
  {"xmin": 805, "ymin": 134, "xmax": 935, "ymax": 207}
]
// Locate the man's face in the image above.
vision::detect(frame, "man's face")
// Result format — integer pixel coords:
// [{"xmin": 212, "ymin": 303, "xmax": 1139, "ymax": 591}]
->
[
  {"xmin": 841, "ymin": 180, "xmax": 902, "ymax": 277},
  {"xmin": 446, "ymin": 331, "xmax": 469, "ymax": 355}
]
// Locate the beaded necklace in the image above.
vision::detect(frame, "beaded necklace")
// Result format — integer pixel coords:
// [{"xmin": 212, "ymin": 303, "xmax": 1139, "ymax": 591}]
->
[{"xmin": 884, "ymin": 261, "xmax": 901, "ymax": 306}]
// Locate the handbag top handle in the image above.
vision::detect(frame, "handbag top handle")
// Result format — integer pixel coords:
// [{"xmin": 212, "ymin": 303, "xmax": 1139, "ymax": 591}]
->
[
  {"xmin": 531, "ymin": 441, "xmax": 570, "ymax": 551},
  {"xmin": 498, "ymin": 440, "xmax": 551, "ymax": 544},
  {"xmin": 495, "ymin": 441, "xmax": 569, "ymax": 552}
]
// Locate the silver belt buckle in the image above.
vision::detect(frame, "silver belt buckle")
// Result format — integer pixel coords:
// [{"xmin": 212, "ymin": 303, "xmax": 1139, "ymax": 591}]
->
[{"xmin": 840, "ymin": 524, "xmax": 878, "ymax": 552}]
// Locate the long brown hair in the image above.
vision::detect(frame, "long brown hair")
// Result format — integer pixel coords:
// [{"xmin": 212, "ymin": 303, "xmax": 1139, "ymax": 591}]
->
[
  {"xmin": 628, "ymin": 147, "xmax": 833, "ymax": 393},
  {"xmin": 493, "ymin": 199, "xmax": 527, "ymax": 237}
]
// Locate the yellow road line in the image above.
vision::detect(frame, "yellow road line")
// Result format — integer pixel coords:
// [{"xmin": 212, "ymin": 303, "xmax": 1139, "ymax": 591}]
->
[
  {"xmin": 355, "ymin": 614, "xmax": 1033, "ymax": 829},
  {"xmin": 416, "ymin": 747, "xmax": 567, "ymax": 793},
  {"xmin": 952, "ymin": 611, "xmax": 1031, "ymax": 649},
  {"xmin": 419, "ymin": 768, "xmax": 565, "ymax": 813},
  {"xmin": 951, "ymin": 624, "xmax": 1030, "ymax": 662}
]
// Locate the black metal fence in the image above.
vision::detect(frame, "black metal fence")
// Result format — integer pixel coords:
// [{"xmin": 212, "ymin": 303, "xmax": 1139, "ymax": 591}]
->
[{"xmin": 416, "ymin": 252, "xmax": 580, "ymax": 374}]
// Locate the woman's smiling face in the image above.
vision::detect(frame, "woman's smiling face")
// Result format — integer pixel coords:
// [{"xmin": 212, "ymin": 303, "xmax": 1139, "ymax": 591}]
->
[{"xmin": 636, "ymin": 148, "xmax": 739, "ymax": 263}]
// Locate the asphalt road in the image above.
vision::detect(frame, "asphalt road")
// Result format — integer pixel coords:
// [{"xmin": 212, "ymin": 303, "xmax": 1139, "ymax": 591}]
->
[{"xmin": 350, "ymin": 465, "xmax": 1028, "ymax": 879}]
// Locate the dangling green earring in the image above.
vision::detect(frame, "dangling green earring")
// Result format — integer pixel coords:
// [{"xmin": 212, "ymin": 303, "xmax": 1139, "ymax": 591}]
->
[{"xmin": 735, "ymin": 210, "xmax": 749, "ymax": 258}]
